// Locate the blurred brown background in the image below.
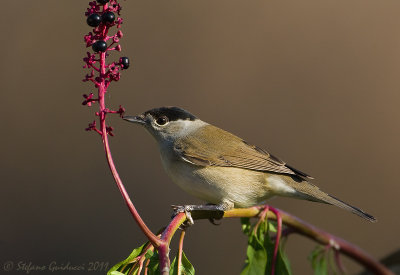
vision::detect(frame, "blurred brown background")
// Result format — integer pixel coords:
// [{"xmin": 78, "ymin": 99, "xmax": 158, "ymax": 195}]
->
[{"xmin": 1, "ymin": 1, "xmax": 399, "ymax": 274}]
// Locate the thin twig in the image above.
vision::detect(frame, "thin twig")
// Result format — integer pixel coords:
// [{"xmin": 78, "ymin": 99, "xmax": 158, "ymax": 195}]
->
[
  {"xmin": 177, "ymin": 230, "xmax": 186, "ymax": 275},
  {"xmin": 268, "ymin": 207, "xmax": 282, "ymax": 275}
]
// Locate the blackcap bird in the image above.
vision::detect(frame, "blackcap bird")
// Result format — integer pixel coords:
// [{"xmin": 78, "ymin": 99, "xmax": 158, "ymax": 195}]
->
[{"xmin": 123, "ymin": 106, "xmax": 376, "ymax": 222}]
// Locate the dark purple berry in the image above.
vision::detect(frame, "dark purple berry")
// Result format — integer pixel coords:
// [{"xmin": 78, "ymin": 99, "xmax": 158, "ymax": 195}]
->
[
  {"xmin": 120, "ymin": 57, "xmax": 129, "ymax": 69},
  {"xmin": 102, "ymin": 12, "xmax": 115, "ymax": 24},
  {"xmin": 92, "ymin": 41, "xmax": 107, "ymax": 52},
  {"xmin": 96, "ymin": 0, "xmax": 109, "ymax": 4},
  {"xmin": 87, "ymin": 14, "xmax": 101, "ymax": 27}
]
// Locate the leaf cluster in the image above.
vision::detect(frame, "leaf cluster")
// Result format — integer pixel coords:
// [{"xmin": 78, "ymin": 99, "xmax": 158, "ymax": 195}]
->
[
  {"xmin": 240, "ymin": 217, "xmax": 291, "ymax": 275},
  {"xmin": 107, "ymin": 242, "xmax": 195, "ymax": 275}
]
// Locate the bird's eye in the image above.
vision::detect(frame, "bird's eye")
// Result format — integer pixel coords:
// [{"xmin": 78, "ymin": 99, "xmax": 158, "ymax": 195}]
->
[{"xmin": 155, "ymin": 116, "xmax": 169, "ymax": 126}]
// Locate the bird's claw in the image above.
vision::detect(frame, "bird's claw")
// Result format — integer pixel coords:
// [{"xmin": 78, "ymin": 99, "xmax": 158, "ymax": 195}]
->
[
  {"xmin": 171, "ymin": 205, "xmax": 194, "ymax": 227},
  {"xmin": 208, "ymin": 217, "xmax": 221, "ymax": 226}
]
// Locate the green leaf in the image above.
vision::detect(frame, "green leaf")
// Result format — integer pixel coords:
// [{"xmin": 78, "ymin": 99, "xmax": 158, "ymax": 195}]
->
[
  {"xmin": 181, "ymin": 252, "xmax": 195, "ymax": 275},
  {"xmin": 241, "ymin": 218, "xmax": 292, "ymax": 275},
  {"xmin": 147, "ymin": 250, "xmax": 161, "ymax": 275},
  {"xmin": 145, "ymin": 249, "xmax": 154, "ymax": 259},
  {"xmin": 326, "ymin": 250, "xmax": 339, "ymax": 275},
  {"xmin": 170, "ymin": 255, "xmax": 177, "ymax": 274},
  {"xmin": 268, "ymin": 221, "xmax": 277, "ymax": 233},
  {"xmin": 107, "ymin": 242, "xmax": 148, "ymax": 275},
  {"xmin": 109, "ymin": 272, "xmax": 125, "ymax": 275},
  {"xmin": 241, "ymin": 234, "xmax": 268, "ymax": 275},
  {"xmin": 274, "ymin": 245, "xmax": 292, "ymax": 275},
  {"xmin": 308, "ymin": 246, "xmax": 328, "ymax": 275},
  {"xmin": 170, "ymin": 251, "xmax": 195, "ymax": 275},
  {"xmin": 314, "ymin": 257, "xmax": 327, "ymax": 275},
  {"xmin": 308, "ymin": 246, "xmax": 323, "ymax": 265}
]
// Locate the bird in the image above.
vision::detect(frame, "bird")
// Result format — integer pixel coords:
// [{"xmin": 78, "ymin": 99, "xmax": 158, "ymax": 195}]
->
[{"xmin": 123, "ymin": 106, "xmax": 376, "ymax": 222}]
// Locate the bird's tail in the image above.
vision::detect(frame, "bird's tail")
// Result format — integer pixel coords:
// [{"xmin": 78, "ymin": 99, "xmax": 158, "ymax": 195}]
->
[
  {"xmin": 286, "ymin": 179, "xmax": 377, "ymax": 222},
  {"xmin": 315, "ymin": 193, "xmax": 376, "ymax": 222}
]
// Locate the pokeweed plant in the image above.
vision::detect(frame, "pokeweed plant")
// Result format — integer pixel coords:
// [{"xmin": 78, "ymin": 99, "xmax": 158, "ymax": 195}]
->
[{"xmin": 82, "ymin": 1, "xmax": 394, "ymax": 274}]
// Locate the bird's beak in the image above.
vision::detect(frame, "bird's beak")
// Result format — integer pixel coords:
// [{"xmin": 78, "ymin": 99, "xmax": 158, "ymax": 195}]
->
[{"xmin": 122, "ymin": 115, "xmax": 146, "ymax": 125}]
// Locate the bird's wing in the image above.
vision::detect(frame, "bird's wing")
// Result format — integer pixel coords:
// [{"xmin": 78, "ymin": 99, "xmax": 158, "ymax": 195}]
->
[{"xmin": 174, "ymin": 124, "xmax": 313, "ymax": 179}]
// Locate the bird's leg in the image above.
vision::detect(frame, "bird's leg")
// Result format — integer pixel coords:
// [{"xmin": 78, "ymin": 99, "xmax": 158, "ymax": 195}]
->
[{"xmin": 171, "ymin": 201, "xmax": 233, "ymax": 226}]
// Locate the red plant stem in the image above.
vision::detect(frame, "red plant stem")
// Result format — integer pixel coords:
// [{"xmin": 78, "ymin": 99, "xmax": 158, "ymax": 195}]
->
[
  {"xmin": 253, "ymin": 205, "xmax": 269, "ymax": 234},
  {"xmin": 334, "ymin": 250, "xmax": 347, "ymax": 274},
  {"xmin": 155, "ymin": 206, "xmax": 392, "ymax": 275},
  {"xmin": 177, "ymin": 230, "xmax": 186, "ymax": 274},
  {"xmin": 224, "ymin": 207, "xmax": 394, "ymax": 275},
  {"xmin": 97, "ymin": 41, "xmax": 160, "ymax": 247},
  {"xmin": 158, "ymin": 212, "xmax": 187, "ymax": 275},
  {"xmin": 122, "ymin": 242, "xmax": 154, "ymax": 275},
  {"xmin": 269, "ymin": 207, "xmax": 282, "ymax": 275}
]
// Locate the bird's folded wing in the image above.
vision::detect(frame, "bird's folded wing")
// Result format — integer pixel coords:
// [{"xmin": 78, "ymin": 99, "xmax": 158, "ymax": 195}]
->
[{"xmin": 174, "ymin": 125, "xmax": 312, "ymax": 179}]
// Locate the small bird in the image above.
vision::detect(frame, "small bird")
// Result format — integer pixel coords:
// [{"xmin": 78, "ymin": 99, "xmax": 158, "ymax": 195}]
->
[{"xmin": 123, "ymin": 106, "xmax": 376, "ymax": 222}]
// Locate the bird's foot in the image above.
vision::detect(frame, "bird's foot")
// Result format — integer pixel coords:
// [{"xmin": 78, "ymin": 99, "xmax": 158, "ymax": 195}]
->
[
  {"xmin": 171, "ymin": 205, "xmax": 195, "ymax": 227},
  {"xmin": 171, "ymin": 203, "xmax": 229, "ymax": 227}
]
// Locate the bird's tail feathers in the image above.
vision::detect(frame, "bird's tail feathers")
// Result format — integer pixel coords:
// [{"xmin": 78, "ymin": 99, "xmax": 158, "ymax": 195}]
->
[
  {"xmin": 296, "ymin": 189, "xmax": 377, "ymax": 223},
  {"xmin": 324, "ymin": 193, "xmax": 376, "ymax": 222}
]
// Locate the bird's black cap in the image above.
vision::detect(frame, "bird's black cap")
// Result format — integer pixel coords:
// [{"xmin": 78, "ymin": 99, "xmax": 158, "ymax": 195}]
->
[{"xmin": 144, "ymin": 107, "xmax": 197, "ymax": 122}]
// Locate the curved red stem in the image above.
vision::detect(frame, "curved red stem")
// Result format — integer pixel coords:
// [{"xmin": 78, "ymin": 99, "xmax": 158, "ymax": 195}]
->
[
  {"xmin": 95, "ymin": 4, "xmax": 160, "ymax": 248},
  {"xmin": 269, "ymin": 207, "xmax": 282, "ymax": 275},
  {"xmin": 158, "ymin": 213, "xmax": 187, "ymax": 275}
]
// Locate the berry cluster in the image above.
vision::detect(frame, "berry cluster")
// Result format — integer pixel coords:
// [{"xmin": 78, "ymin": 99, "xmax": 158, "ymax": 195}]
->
[{"xmin": 83, "ymin": 0, "xmax": 128, "ymax": 136}]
